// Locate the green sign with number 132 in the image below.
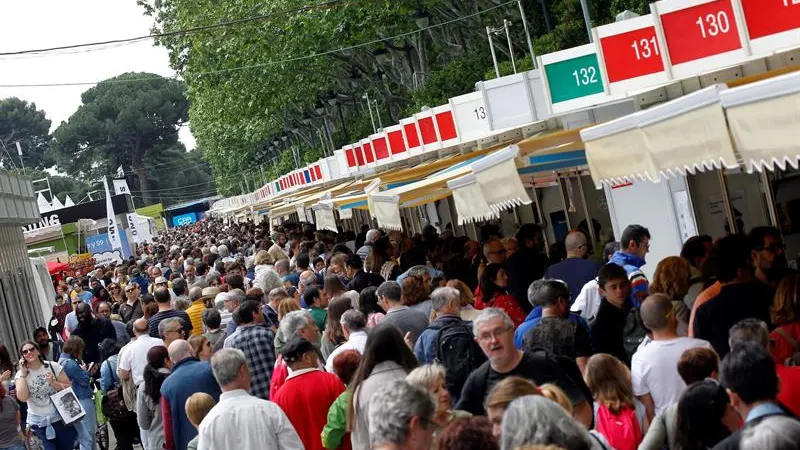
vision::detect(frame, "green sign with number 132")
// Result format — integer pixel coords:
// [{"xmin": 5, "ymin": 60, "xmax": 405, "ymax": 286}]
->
[{"xmin": 544, "ymin": 53, "xmax": 604, "ymax": 104}]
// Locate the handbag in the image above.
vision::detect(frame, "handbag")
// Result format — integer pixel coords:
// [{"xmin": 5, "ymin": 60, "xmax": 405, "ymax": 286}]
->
[
  {"xmin": 100, "ymin": 358, "xmax": 129, "ymax": 421},
  {"xmin": 47, "ymin": 363, "xmax": 86, "ymax": 425}
]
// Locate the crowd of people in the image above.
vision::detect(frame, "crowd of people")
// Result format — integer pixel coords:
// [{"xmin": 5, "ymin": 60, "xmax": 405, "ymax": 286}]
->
[{"xmin": 2, "ymin": 217, "xmax": 800, "ymax": 450}]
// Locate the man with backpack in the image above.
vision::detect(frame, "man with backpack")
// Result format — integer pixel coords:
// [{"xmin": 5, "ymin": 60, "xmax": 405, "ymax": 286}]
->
[{"xmin": 414, "ymin": 287, "xmax": 486, "ymax": 402}]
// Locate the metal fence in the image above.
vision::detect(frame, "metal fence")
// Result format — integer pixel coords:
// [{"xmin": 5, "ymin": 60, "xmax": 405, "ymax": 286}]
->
[{"xmin": 0, "ymin": 225, "xmax": 44, "ymax": 353}]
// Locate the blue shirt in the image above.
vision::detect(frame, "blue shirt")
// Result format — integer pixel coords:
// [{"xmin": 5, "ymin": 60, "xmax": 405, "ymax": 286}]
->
[
  {"xmin": 513, "ymin": 306, "xmax": 590, "ymax": 349},
  {"xmin": 57, "ymin": 355, "xmax": 93, "ymax": 399},
  {"xmin": 76, "ymin": 290, "xmax": 93, "ymax": 304},
  {"xmin": 544, "ymin": 258, "xmax": 600, "ymax": 304},
  {"xmin": 160, "ymin": 358, "xmax": 221, "ymax": 450},
  {"xmin": 746, "ymin": 402, "xmax": 785, "ymax": 423},
  {"xmin": 282, "ymin": 273, "xmax": 300, "ymax": 287}
]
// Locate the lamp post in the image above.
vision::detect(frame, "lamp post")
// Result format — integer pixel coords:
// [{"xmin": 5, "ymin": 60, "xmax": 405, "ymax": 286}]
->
[
  {"xmin": 362, "ymin": 93, "xmax": 377, "ymax": 133},
  {"xmin": 579, "ymin": 0, "xmax": 593, "ymax": 42}
]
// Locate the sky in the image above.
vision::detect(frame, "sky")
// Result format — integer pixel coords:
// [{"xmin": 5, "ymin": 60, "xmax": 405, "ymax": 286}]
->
[{"xmin": 0, "ymin": 0, "xmax": 196, "ymax": 150}]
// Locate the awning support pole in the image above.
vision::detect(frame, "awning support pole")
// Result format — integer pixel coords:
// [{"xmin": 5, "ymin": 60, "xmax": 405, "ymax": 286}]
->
[
  {"xmin": 760, "ymin": 171, "xmax": 779, "ymax": 228},
  {"xmin": 530, "ymin": 185, "xmax": 549, "ymax": 257},
  {"xmin": 718, "ymin": 169, "xmax": 737, "ymax": 234},
  {"xmin": 557, "ymin": 175, "xmax": 573, "ymax": 231},
  {"xmin": 576, "ymin": 173, "xmax": 597, "ymax": 248}
]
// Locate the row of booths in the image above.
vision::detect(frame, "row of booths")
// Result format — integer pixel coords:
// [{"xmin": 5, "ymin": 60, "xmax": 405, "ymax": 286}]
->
[{"xmin": 210, "ymin": 0, "xmax": 800, "ymax": 280}]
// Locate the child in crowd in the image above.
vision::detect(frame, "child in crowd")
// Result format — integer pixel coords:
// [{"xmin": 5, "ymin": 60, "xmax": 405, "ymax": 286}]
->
[
  {"xmin": 185, "ymin": 392, "xmax": 217, "ymax": 450},
  {"xmin": 584, "ymin": 353, "xmax": 648, "ymax": 450}
]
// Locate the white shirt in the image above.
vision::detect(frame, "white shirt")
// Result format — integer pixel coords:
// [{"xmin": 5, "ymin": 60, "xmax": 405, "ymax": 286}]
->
[
  {"xmin": 325, "ymin": 331, "xmax": 368, "ymax": 372},
  {"xmin": 632, "ymin": 336, "xmax": 711, "ymax": 415},
  {"xmin": 117, "ymin": 334, "xmax": 164, "ymax": 387},
  {"xmin": 571, "ymin": 278, "xmax": 601, "ymax": 321},
  {"xmin": 197, "ymin": 389, "xmax": 303, "ymax": 450}
]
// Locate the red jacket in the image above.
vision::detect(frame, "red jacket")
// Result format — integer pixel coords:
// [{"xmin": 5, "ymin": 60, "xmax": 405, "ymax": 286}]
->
[
  {"xmin": 273, "ymin": 369, "xmax": 345, "ymax": 450},
  {"xmin": 475, "ymin": 292, "xmax": 527, "ymax": 327}
]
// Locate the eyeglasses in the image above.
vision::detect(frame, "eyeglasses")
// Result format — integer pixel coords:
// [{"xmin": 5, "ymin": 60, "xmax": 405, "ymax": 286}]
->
[
  {"xmin": 21, "ymin": 347, "xmax": 37, "ymax": 355},
  {"xmin": 759, "ymin": 243, "xmax": 786, "ymax": 253},
  {"xmin": 71, "ymin": 301, "xmax": 81, "ymax": 306},
  {"xmin": 477, "ymin": 326, "xmax": 513, "ymax": 342}
]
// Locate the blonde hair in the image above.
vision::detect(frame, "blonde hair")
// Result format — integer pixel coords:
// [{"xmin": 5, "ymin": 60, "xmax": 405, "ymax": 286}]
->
[
  {"xmin": 650, "ymin": 256, "xmax": 692, "ymax": 300},
  {"xmin": 187, "ymin": 335, "xmax": 208, "ymax": 356},
  {"xmin": 485, "ymin": 376, "xmax": 541, "ymax": 410},
  {"xmin": 255, "ymin": 250, "xmax": 274, "ymax": 266},
  {"xmin": 278, "ymin": 297, "xmax": 301, "ymax": 320},
  {"xmin": 583, "ymin": 353, "xmax": 635, "ymax": 414},
  {"xmin": 406, "ymin": 364, "xmax": 446, "ymax": 393},
  {"xmin": 540, "ymin": 383, "xmax": 573, "ymax": 415},
  {"xmin": 185, "ymin": 392, "xmax": 216, "ymax": 427}
]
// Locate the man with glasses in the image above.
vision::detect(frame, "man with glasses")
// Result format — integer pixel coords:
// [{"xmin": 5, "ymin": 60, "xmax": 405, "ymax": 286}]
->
[
  {"xmin": 119, "ymin": 282, "xmax": 143, "ymax": 324},
  {"xmin": 749, "ymin": 226, "xmax": 791, "ymax": 288},
  {"xmin": 544, "ymin": 231, "xmax": 600, "ymax": 304},
  {"xmin": 159, "ymin": 318, "xmax": 186, "ymax": 348},
  {"xmin": 694, "ymin": 234, "xmax": 774, "ymax": 358},
  {"xmin": 455, "ymin": 307, "xmax": 590, "ymax": 427}
]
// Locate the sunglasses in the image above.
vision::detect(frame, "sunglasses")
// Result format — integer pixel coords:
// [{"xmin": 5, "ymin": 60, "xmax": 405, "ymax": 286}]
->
[
  {"xmin": 21, "ymin": 347, "xmax": 36, "ymax": 355},
  {"xmin": 72, "ymin": 301, "xmax": 81, "ymax": 306}
]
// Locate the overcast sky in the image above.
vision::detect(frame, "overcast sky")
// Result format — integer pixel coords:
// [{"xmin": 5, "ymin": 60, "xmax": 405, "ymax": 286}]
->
[{"xmin": 0, "ymin": 0, "xmax": 196, "ymax": 150}]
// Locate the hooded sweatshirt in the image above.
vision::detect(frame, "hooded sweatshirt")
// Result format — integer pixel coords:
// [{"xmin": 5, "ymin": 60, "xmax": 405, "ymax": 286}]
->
[{"xmin": 609, "ymin": 251, "xmax": 648, "ymax": 307}]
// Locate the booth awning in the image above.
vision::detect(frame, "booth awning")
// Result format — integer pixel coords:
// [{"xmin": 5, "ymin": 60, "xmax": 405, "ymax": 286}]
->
[
  {"xmin": 582, "ymin": 85, "xmax": 739, "ymax": 188},
  {"xmin": 721, "ymin": 70, "xmax": 800, "ymax": 173}
]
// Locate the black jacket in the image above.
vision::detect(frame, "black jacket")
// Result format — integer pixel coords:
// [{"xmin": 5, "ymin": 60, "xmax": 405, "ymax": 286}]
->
[{"xmin": 346, "ymin": 270, "xmax": 385, "ymax": 293}]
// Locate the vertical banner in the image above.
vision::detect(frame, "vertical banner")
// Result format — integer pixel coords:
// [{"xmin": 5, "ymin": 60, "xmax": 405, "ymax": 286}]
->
[
  {"xmin": 112, "ymin": 179, "xmax": 131, "ymax": 195},
  {"xmin": 126, "ymin": 213, "xmax": 143, "ymax": 244},
  {"xmin": 103, "ymin": 178, "xmax": 122, "ymax": 251}
]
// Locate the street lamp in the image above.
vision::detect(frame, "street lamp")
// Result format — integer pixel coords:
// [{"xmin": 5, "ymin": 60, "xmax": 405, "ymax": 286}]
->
[
  {"xmin": 411, "ymin": 9, "xmax": 430, "ymax": 29},
  {"xmin": 362, "ymin": 93, "xmax": 377, "ymax": 133}
]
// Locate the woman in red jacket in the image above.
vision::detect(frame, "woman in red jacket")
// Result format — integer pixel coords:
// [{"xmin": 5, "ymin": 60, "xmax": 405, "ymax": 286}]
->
[{"xmin": 476, "ymin": 263, "xmax": 527, "ymax": 326}]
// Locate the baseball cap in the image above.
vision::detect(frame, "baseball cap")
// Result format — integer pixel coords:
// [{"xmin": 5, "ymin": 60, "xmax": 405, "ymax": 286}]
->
[{"xmin": 155, "ymin": 276, "xmax": 168, "ymax": 284}]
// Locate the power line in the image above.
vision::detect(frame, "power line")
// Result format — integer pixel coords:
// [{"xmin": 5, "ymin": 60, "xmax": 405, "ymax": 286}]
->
[
  {"xmin": 0, "ymin": 0, "xmax": 353, "ymax": 58},
  {"xmin": 0, "ymin": 0, "xmax": 515, "ymax": 88}
]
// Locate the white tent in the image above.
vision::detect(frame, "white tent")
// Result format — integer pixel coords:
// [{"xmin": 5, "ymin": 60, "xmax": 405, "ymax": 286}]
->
[
  {"xmin": 50, "ymin": 195, "xmax": 64, "ymax": 210},
  {"xmin": 64, "ymin": 195, "xmax": 75, "ymax": 207},
  {"xmin": 36, "ymin": 193, "xmax": 52, "ymax": 213}
]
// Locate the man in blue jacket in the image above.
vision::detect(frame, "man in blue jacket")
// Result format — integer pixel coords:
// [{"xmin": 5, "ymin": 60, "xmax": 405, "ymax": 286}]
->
[
  {"xmin": 608, "ymin": 224, "xmax": 651, "ymax": 307},
  {"xmin": 161, "ymin": 339, "xmax": 221, "ymax": 450}
]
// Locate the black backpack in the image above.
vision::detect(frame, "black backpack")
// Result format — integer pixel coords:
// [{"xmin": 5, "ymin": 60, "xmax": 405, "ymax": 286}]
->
[
  {"xmin": 623, "ymin": 307, "xmax": 648, "ymax": 360},
  {"xmin": 433, "ymin": 321, "xmax": 487, "ymax": 401}
]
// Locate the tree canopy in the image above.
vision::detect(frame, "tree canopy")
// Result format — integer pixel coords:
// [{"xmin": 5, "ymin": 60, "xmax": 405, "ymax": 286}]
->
[
  {"xmin": 0, "ymin": 98, "xmax": 52, "ymax": 170},
  {"xmin": 139, "ymin": 0, "xmax": 650, "ymax": 195},
  {"xmin": 49, "ymin": 72, "xmax": 200, "ymax": 205}
]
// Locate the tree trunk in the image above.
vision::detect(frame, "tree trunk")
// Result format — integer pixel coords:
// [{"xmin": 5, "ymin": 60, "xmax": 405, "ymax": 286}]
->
[{"xmin": 131, "ymin": 140, "xmax": 150, "ymax": 206}]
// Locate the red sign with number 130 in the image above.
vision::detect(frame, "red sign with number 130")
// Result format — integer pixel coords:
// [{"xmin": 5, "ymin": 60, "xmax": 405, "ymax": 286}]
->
[{"xmin": 659, "ymin": 0, "xmax": 742, "ymax": 65}]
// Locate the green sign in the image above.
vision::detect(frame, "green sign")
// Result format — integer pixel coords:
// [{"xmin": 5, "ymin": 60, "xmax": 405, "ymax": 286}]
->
[{"xmin": 544, "ymin": 53, "xmax": 604, "ymax": 104}]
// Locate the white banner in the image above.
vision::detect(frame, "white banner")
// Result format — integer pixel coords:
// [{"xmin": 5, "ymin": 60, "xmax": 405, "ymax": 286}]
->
[
  {"xmin": 126, "ymin": 213, "xmax": 143, "ymax": 244},
  {"xmin": 113, "ymin": 179, "xmax": 131, "ymax": 196},
  {"xmin": 103, "ymin": 178, "xmax": 122, "ymax": 251}
]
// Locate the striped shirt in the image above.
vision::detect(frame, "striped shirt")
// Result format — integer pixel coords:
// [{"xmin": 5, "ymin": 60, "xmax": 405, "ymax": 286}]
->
[{"xmin": 148, "ymin": 309, "xmax": 193, "ymax": 338}]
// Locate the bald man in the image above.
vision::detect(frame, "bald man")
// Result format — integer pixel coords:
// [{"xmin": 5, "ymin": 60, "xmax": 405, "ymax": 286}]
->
[
  {"xmin": 160, "ymin": 339, "xmax": 221, "ymax": 450},
  {"xmin": 118, "ymin": 318, "xmax": 163, "ymax": 387},
  {"xmin": 544, "ymin": 231, "xmax": 600, "ymax": 304}
]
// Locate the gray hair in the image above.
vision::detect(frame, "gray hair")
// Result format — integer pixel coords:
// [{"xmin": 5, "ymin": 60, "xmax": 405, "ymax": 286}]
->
[
  {"xmin": 527, "ymin": 279, "xmax": 570, "ymax": 307},
  {"xmin": 299, "ymin": 270, "xmax": 317, "ymax": 287},
  {"xmin": 729, "ymin": 318, "xmax": 770, "ymax": 350},
  {"xmin": 210, "ymin": 348, "xmax": 248, "ymax": 387},
  {"xmin": 174, "ymin": 297, "xmax": 192, "ymax": 311},
  {"xmin": 271, "ymin": 231, "xmax": 285, "ymax": 241},
  {"xmin": 167, "ymin": 339, "xmax": 192, "ymax": 364},
  {"xmin": 158, "ymin": 318, "xmax": 183, "ymax": 339},
  {"xmin": 369, "ymin": 381, "xmax": 435, "ymax": 448},
  {"xmin": 340, "ymin": 309, "xmax": 366, "ymax": 333},
  {"xmin": 406, "ymin": 364, "xmax": 446, "ymax": 393},
  {"xmin": 217, "ymin": 244, "xmax": 229, "ymax": 257},
  {"xmin": 205, "ymin": 271, "xmax": 222, "ymax": 284},
  {"xmin": 500, "ymin": 395, "xmax": 593, "ymax": 450},
  {"xmin": 188, "ymin": 287, "xmax": 203, "ymax": 301},
  {"xmin": 376, "ymin": 281, "xmax": 402, "ymax": 303},
  {"xmin": 280, "ymin": 310, "xmax": 312, "ymax": 338},
  {"xmin": 472, "ymin": 307, "xmax": 514, "ymax": 337},
  {"xmin": 741, "ymin": 415, "xmax": 800, "ymax": 450},
  {"xmin": 366, "ymin": 229, "xmax": 381, "ymax": 244},
  {"xmin": 430, "ymin": 286, "xmax": 460, "ymax": 312},
  {"xmin": 406, "ymin": 265, "xmax": 429, "ymax": 279}
]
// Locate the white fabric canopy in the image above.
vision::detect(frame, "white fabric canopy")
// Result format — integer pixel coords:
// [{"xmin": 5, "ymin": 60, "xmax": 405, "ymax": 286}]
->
[
  {"xmin": 338, "ymin": 208, "xmax": 353, "ymax": 219},
  {"xmin": 472, "ymin": 145, "xmax": 531, "ymax": 214},
  {"xmin": 721, "ymin": 70, "xmax": 800, "ymax": 173},
  {"xmin": 369, "ymin": 193, "xmax": 402, "ymax": 231},
  {"xmin": 313, "ymin": 203, "xmax": 338, "ymax": 233},
  {"xmin": 448, "ymin": 174, "xmax": 496, "ymax": 225}
]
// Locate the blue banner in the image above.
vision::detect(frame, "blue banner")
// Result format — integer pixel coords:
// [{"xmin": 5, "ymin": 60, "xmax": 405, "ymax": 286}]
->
[
  {"xmin": 86, "ymin": 232, "xmax": 131, "ymax": 265},
  {"xmin": 172, "ymin": 212, "xmax": 198, "ymax": 227}
]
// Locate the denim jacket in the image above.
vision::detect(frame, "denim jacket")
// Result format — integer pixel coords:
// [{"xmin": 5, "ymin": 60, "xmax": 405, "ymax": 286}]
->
[{"xmin": 57, "ymin": 355, "xmax": 93, "ymax": 399}]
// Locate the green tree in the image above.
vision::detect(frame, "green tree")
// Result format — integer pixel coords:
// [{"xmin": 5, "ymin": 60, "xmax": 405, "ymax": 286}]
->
[
  {"xmin": 50, "ymin": 73, "xmax": 190, "ymax": 205},
  {"xmin": 0, "ymin": 98, "xmax": 52, "ymax": 170}
]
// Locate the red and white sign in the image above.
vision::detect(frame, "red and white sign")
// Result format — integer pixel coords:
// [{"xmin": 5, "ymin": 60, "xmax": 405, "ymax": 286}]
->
[
  {"xmin": 450, "ymin": 91, "xmax": 491, "ymax": 143},
  {"xmin": 432, "ymin": 104, "xmax": 459, "ymax": 148},
  {"xmin": 400, "ymin": 117, "xmax": 422, "ymax": 156},
  {"xmin": 652, "ymin": 0, "xmax": 749, "ymax": 79},
  {"xmin": 414, "ymin": 110, "xmax": 440, "ymax": 153},
  {"xmin": 385, "ymin": 125, "xmax": 408, "ymax": 159},
  {"xmin": 738, "ymin": 0, "xmax": 800, "ymax": 55},
  {"xmin": 371, "ymin": 133, "xmax": 390, "ymax": 161},
  {"xmin": 595, "ymin": 14, "xmax": 671, "ymax": 95}
]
